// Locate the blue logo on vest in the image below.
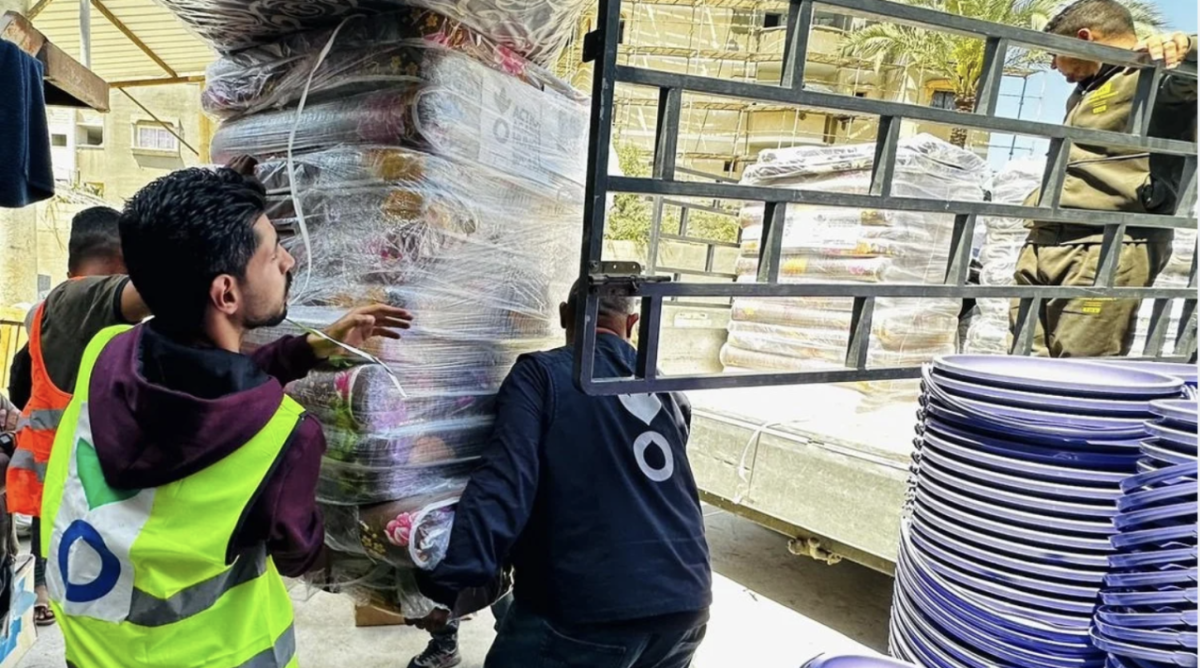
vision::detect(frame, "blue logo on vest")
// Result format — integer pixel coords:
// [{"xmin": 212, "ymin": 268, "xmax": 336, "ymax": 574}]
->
[{"xmin": 59, "ymin": 519, "xmax": 120, "ymax": 603}]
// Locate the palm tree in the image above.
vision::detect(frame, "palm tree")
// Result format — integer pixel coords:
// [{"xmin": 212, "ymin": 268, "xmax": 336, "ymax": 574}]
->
[{"xmin": 842, "ymin": 0, "xmax": 1166, "ymax": 147}]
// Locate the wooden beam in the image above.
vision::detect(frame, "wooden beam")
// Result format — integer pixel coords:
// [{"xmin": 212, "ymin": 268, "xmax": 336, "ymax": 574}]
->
[
  {"xmin": 89, "ymin": 0, "xmax": 177, "ymax": 78},
  {"xmin": 1, "ymin": 11, "xmax": 109, "ymax": 111},
  {"xmin": 118, "ymin": 87, "xmax": 199, "ymax": 156},
  {"xmin": 110, "ymin": 74, "xmax": 204, "ymax": 88},
  {"xmin": 26, "ymin": 0, "xmax": 54, "ymax": 20}
]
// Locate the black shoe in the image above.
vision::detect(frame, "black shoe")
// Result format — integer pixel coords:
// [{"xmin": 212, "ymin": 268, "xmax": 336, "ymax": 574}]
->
[{"xmin": 408, "ymin": 636, "xmax": 461, "ymax": 668}]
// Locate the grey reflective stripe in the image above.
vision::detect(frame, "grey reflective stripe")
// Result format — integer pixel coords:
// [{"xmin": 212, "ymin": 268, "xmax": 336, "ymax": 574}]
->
[
  {"xmin": 127, "ymin": 547, "xmax": 267, "ymax": 628},
  {"xmin": 15, "ymin": 408, "xmax": 64, "ymax": 432},
  {"xmin": 238, "ymin": 624, "xmax": 296, "ymax": 668},
  {"xmin": 10, "ymin": 449, "xmax": 47, "ymax": 482}
]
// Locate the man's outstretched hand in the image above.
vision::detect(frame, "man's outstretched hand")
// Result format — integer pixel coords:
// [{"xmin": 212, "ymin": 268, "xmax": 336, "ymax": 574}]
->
[
  {"xmin": 405, "ymin": 608, "xmax": 450, "ymax": 633},
  {"xmin": 1137, "ymin": 32, "xmax": 1192, "ymax": 70},
  {"xmin": 308, "ymin": 304, "xmax": 413, "ymax": 360}
]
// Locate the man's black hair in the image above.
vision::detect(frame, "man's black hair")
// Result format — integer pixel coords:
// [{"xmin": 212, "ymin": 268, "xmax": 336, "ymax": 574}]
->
[
  {"xmin": 67, "ymin": 206, "xmax": 122, "ymax": 273},
  {"xmin": 1044, "ymin": 0, "xmax": 1136, "ymax": 38},
  {"xmin": 119, "ymin": 167, "xmax": 266, "ymax": 335}
]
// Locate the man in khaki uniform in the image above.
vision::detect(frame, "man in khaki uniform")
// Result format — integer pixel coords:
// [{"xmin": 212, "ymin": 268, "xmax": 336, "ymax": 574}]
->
[{"xmin": 1014, "ymin": 0, "xmax": 1196, "ymax": 357}]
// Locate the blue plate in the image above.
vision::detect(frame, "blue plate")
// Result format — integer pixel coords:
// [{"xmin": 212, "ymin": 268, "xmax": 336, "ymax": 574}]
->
[
  {"xmin": 925, "ymin": 410, "xmax": 1144, "ymax": 455},
  {"xmin": 909, "ymin": 537, "xmax": 1101, "ymax": 614},
  {"xmin": 923, "ymin": 421, "xmax": 1138, "ymax": 476},
  {"xmin": 1118, "ymin": 483, "xmax": 1198, "ymax": 512},
  {"xmin": 934, "ymin": 356, "xmax": 1183, "ymax": 398},
  {"xmin": 917, "ymin": 475, "xmax": 1118, "ymax": 536},
  {"xmin": 894, "ymin": 580, "xmax": 1101, "ymax": 668},
  {"xmin": 1123, "ymin": 463, "xmax": 1199, "ymax": 492},
  {"xmin": 912, "ymin": 515, "xmax": 1107, "ymax": 583},
  {"xmin": 1145, "ymin": 423, "xmax": 1199, "ymax": 451},
  {"xmin": 900, "ymin": 537, "xmax": 1097, "ymax": 629},
  {"xmin": 1112, "ymin": 524, "xmax": 1198, "ymax": 549},
  {"xmin": 924, "ymin": 369, "xmax": 1153, "ymax": 431},
  {"xmin": 1094, "ymin": 619, "xmax": 1197, "ymax": 649},
  {"xmin": 916, "ymin": 482, "xmax": 1117, "ymax": 550},
  {"xmin": 898, "ymin": 538, "xmax": 1094, "ymax": 644},
  {"xmin": 1090, "ymin": 627, "xmax": 1199, "ymax": 667},
  {"xmin": 1114, "ymin": 501, "xmax": 1198, "ymax": 531},
  {"xmin": 920, "ymin": 458, "xmax": 1118, "ymax": 518},
  {"xmin": 898, "ymin": 577, "xmax": 1097, "ymax": 667},
  {"xmin": 1151, "ymin": 400, "xmax": 1199, "ymax": 428},
  {"xmin": 929, "ymin": 369, "xmax": 1154, "ymax": 415},
  {"xmin": 919, "ymin": 444, "xmax": 1123, "ymax": 502},
  {"xmin": 1142, "ymin": 441, "xmax": 1197, "ymax": 467},
  {"xmin": 1100, "ymin": 587, "xmax": 1198, "ymax": 608},
  {"xmin": 915, "ymin": 498, "xmax": 1112, "ymax": 568},
  {"xmin": 925, "ymin": 398, "xmax": 1150, "ymax": 443},
  {"xmin": 908, "ymin": 525, "xmax": 1101, "ymax": 599},
  {"xmin": 1109, "ymin": 543, "xmax": 1199, "ymax": 569},
  {"xmin": 1096, "ymin": 605, "xmax": 1198, "ymax": 629},
  {"xmin": 1105, "ymin": 565, "xmax": 1198, "ymax": 588},
  {"xmin": 1087, "ymin": 360, "xmax": 1199, "ymax": 387}
]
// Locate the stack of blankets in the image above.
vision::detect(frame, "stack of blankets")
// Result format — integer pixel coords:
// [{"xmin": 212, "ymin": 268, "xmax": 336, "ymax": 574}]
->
[
  {"xmin": 168, "ymin": 3, "xmax": 589, "ymax": 617},
  {"xmin": 963, "ymin": 158, "xmax": 1044, "ymax": 355},
  {"xmin": 722, "ymin": 134, "xmax": 988, "ymax": 404}
]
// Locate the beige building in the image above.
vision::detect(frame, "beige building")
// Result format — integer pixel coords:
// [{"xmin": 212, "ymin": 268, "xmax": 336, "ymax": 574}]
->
[
  {"xmin": 559, "ymin": 0, "xmax": 996, "ymax": 179},
  {"xmin": 31, "ymin": 83, "xmax": 209, "ymax": 294}
]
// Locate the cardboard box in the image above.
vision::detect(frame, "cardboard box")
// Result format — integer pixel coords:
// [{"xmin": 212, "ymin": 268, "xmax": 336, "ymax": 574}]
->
[
  {"xmin": 354, "ymin": 604, "xmax": 406, "ymax": 628},
  {"xmin": 0, "ymin": 555, "xmax": 38, "ymax": 668}
]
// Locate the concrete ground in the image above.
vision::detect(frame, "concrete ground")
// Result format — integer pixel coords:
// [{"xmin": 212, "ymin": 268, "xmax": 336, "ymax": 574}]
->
[{"xmin": 19, "ymin": 509, "xmax": 895, "ymax": 667}]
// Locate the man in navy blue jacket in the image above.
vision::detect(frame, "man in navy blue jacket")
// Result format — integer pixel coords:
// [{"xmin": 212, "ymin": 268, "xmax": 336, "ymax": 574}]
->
[{"xmin": 416, "ymin": 283, "xmax": 712, "ymax": 668}]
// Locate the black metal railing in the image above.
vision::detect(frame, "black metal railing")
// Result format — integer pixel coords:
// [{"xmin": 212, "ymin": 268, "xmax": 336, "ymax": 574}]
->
[{"xmin": 574, "ymin": 0, "xmax": 1199, "ymax": 394}]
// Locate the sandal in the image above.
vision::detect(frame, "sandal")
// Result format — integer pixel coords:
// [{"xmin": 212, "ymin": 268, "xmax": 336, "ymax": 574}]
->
[{"xmin": 34, "ymin": 604, "xmax": 55, "ymax": 627}]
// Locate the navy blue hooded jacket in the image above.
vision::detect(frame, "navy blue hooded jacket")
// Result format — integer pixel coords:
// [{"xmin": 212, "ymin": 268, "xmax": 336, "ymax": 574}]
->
[{"xmin": 421, "ymin": 333, "xmax": 712, "ymax": 627}]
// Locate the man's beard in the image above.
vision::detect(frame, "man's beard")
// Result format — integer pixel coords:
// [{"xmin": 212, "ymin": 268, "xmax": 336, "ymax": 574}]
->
[{"xmin": 245, "ymin": 272, "xmax": 292, "ymax": 329}]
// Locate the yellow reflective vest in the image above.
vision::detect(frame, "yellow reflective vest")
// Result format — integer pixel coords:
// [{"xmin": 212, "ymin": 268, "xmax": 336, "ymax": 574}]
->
[{"xmin": 41, "ymin": 325, "xmax": 304, "ymax": 668}]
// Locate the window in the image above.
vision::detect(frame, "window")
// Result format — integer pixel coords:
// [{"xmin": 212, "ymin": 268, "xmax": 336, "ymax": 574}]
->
[
  {"xmin": 722, "ymin": 159, "xmax": 735, "ymax": 172},
  {"xmin": 50, "ymin": 133, "xmax": 68, "ymax": 147},
  {"xmin": 618, "ymin": 19, "xmax": 626, "ymax": 44},
  {"xmin": 930, "ymin": 90, "xmax": 957, "ymax": 110},
  {"xmin": 763, "ymin": 12, "xmax": 783, "ymax": 29},
  {"xmin": 854, "ymin": 91, "xmax": 868, "ymax": 98},
  {"xmin": 134, "ymin": 122, "xmax": 179, "ymax": 152},
  {"xmin": 812, "ymin": 13, "xmax": 851, "ymax": 31},
  {"xmin": 77, "ymin": 124, "xmax": 104, "ymax": 147}
]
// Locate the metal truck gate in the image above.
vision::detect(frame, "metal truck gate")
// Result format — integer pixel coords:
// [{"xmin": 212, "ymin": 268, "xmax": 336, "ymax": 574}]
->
[{"xmin": 573, "ymin": 0, "xmax": 1199, "ymax": 395}]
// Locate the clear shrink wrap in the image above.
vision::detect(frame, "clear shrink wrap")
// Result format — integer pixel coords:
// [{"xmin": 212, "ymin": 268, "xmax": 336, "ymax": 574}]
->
[
  {"xmin": 154, "ymin": 0, "xmax": 587, "ymax": 66},
  {"xmin": 203, "ymin": 9, "xmax": 583, "ymax": 120},
  {"xmin": 723, "ymin": 135, "xmax": 988, "ymax": 401}
]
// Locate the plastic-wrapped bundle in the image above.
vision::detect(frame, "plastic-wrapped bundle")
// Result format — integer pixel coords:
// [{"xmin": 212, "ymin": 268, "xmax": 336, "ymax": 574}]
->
[
  {"xmin": 744, "ymin": 133, "xmax": 988, "ymax": 184},
  {"xmin": 212, "ymin": 52, "xmax": 589, "ymax": 189},
  {"xmin": 963, "ymin": 157, "xmax": 1045, "ymax": 355},
  {"xmin": 321, "ymin": 489, "xmax": 461, "ymax": 569},
  {"xmin": 254, "ymin": 147, "xmax": 582, "ymax": 324},
  {"xmin": 203, "ymin": 8, "xmax": 583, "ymax": 120},
  {"xmin": 154, "ymin": 0, "xmax": 588, "ymax": 66},
  {"xmin": 723, "ymin": 135, "xmax": 987, "ymax": 400}
]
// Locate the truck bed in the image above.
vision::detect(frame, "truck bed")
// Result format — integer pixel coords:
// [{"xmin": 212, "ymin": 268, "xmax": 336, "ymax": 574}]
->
[{"xmin": 686, "ymin": 385, "xmax": 917, "ymax": 574}]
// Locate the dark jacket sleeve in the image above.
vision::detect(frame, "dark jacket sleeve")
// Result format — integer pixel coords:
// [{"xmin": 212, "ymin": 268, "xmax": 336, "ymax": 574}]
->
[
  {"xmin": 250, "ymin": 335, "xmax": 319, "ymax": 386},
  {"xmin": 419, "ymin": 357, "xmax": 548, "ymax": 607},
  {"xmin": 7, "ymin": 344, "xmax": 31, "ymax": 410},
  {"xmin": 239, "ymin": 414, "xmax": 327, "ymax": 577},
  {"xmin": 1158, "ymin": 35, "xmax": 1198, "ymax": 106}
]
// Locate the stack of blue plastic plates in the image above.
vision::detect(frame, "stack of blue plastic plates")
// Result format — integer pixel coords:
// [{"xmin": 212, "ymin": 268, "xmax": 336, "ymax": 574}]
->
[
  {"xmin": 1093, "ymin": 399, "xmax": 1198, "ymax": 668},
  {"xmin": 892, "ymin": 356, "xmax": 1186, "ymax": 668}
]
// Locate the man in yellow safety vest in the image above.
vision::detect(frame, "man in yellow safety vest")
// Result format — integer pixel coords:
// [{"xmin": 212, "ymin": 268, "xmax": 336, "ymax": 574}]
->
[{"xmin": 41, "ymin": 165, "xmax": 412, "ymax": 667}]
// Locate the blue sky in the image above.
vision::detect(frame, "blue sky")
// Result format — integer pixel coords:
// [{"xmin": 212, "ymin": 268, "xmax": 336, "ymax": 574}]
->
[{"xmin": 985, "ymin": 0, "xmax": 1197, "ymax": 169}]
